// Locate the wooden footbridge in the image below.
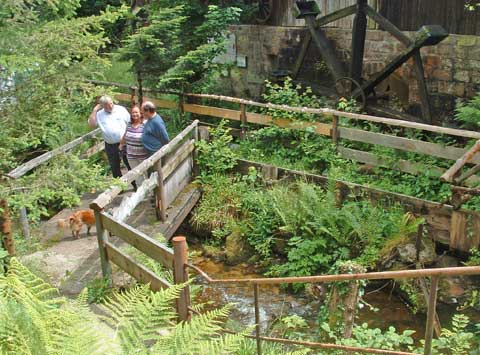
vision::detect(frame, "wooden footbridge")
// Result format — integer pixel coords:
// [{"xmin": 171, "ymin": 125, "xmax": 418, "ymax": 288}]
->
[{"xmin": 4, "ymin": 82, "xmax": 480, "ymax": 355}]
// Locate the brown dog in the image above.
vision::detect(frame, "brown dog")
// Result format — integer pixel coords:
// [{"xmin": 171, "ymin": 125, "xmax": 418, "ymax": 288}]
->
[{"xmin": 58, "ymin": 209, "xmax": 95, "ymax": 239}]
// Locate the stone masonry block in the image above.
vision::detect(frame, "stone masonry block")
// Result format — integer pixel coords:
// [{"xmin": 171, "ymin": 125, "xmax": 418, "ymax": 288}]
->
[
  {"xmin": 457, "ymin": 36, "xmax": 477, "ymax": 47},
  {"xmin": 432, "ymin": 69, "xmax": 453, "ymax": 81},
  {"xmin": 454, "ymin": 70, "xmax": 470, "ymax": 83}
]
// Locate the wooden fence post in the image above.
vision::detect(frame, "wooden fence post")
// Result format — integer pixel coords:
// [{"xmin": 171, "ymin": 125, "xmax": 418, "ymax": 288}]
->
[
  {"xmin": 0, "ymin": 199, "xmax": 14, "ymax": 256},
  {"xmin": 331, "ymin": 115, "xmax": 339, "ymax": 146},
  {"xmin": 240, "ymin": 103, "xmax": 247, "ymax": 139},
  {"xmin": 155, "ymin": 159, "xmax": 167, "ymax": 222},
  {"xmin": 172, "ymin": 236, "xmax": 191, "ymax": 322},
  {"xmin": 19, "ymin": 207, "xmax": 30, "ymax": 240},
  {"xmin": 93, "ymin": 209, "xmax": 112, "ymax": 282}
]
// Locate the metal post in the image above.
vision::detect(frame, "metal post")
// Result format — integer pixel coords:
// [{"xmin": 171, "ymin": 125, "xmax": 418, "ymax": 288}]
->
[
  {"xmin": 172, "ymin": 236, "xmax": 191, "ymax": 322},
  {"xmin": 240, "ymin": 103, "xmax": 247, "ymax": 139},
  {"xmin": 155, "ymin": 159, "xmax": 167, "ymax": 222},
  {"xmin": 93, "ymin": 209, "xmax": 112, "ymax": 282},
  {"xmin": 19, "ymin": 207, "xmax": 30, "ymax": 239},
  {"xmin": 424, "ymin": 276, "xmax": 439, "ymax": 355},
  {"xmin": 254, "ymin": 283, "xmax": 262, "ymax": 355}
]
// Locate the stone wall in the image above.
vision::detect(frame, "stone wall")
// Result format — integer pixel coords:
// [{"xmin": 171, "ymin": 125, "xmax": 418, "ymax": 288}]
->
[{"xmin": 228, "ymin": 25, "xmax": 480, "ymax": 119}]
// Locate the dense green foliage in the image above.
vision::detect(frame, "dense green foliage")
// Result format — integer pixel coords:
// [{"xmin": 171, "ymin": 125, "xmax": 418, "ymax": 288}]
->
[
  {"xmin": 0, "ymin": 0, "xmax": 127, "ymax": 220},
  {"xmin": 237, "ymin": 79, "xmax": 480, "ymax": 209},
  {"xmin": 118, "ymin": 1, "xmax": 241, "ymax": 91},
  {"xmin": 0, "ymin": 257, "xmax": 251, "ymax": 354}
]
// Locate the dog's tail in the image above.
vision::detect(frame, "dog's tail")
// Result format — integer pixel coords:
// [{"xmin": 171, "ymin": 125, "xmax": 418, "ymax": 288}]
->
[{"xmin": 57, "ymin": 219, "xmax": 69, "ymax": 228}]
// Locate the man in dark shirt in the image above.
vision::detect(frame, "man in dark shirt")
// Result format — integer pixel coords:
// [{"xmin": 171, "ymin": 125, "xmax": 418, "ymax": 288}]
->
[{"xmin": 141, "ymin": 101, "xmax": 170, "ymax": 155}]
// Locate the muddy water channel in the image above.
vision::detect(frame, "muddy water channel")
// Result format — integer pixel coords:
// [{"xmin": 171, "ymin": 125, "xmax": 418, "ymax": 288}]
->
[{"xmin": 190, "ymin": 244, "xmax": 478, "ymax": 341}]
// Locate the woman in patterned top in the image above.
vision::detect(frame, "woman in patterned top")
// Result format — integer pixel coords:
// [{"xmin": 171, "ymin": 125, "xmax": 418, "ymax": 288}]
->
[{"xmin": 119, "ymin": 106, "xmax": 148, "ymax": 189}]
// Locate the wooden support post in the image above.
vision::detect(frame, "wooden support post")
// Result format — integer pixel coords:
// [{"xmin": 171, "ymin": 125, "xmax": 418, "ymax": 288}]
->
[
  {"xmin": 240, "ymin": 103, "xmax": 247, "ymax": 139},
  {"xmin": 424, "ymin": 276, "xmax": 439, "ymax": 355},
  {"xmin": 172, "ymin": 236, "xmax": 191, "ymax": 322},
  {"xmin": 441, "ymin": 139, "xmax": 480, "ymax": 183},
  {"xmin": 331, "ymin": 115, "xmax": 339, "ymax": 146},
  {"xmin": 254, "ymin": 283, "xmax": 262, "ymax": 355},
  {"xmin": 291, "ymin": 32, "xmax": 311, "ymax": 79},
  {"xmin": 304, "ymin": 16, "xmax": 345, "ymax": 81},
  {"xmin": 93, "ymin": 209, "xmax": 112, "ymax": 281},
  {"xmin": 19, "ymin": 207, "xmax": 30, "ymax": 240},
  {"xmin": 413, "ymin": 52, "xmax": 432, "ymax": 124},
  {"xmin": 192, "ymin": 123, "xmax": 199, "ymax": 177},
  {"xmin": 350, "ymin": 0, "xmax": 368, "ymax": 83},
  {"xmin": 0, "ymin": 199, "xmax": 14, "ymax": 256},
  {"xmin": 155, "ymin": 159, "xmax": 167, "ymax": 222}
]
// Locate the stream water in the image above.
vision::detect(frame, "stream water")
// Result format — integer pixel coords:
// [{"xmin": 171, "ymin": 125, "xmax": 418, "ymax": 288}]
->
[{"xmin": 190, "ymin": 244, "xmax": 479, "ymax": 341}]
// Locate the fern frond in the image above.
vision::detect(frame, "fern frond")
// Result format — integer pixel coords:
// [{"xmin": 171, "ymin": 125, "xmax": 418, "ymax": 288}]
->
[
  {"xmin": 153, "ymin": 304, "xmax": 234, "ymax": 354},
  {"xmin": 102, "ymin": 282, "xmax": 185, "ymax": 354}
]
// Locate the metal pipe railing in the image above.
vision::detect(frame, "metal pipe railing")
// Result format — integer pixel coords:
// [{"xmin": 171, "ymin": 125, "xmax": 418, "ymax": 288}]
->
[{"xmin": 186, "ymin": 262, "xmax": 480, "ymax": 355}]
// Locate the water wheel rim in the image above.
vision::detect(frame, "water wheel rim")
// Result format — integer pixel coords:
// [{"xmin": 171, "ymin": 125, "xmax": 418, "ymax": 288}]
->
[{"xmin": 256, "ymin": 0, "xmax": 273, "ymax": 24}]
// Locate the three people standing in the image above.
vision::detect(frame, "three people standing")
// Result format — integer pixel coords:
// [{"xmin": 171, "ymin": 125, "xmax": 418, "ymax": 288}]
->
[{"xmin": 89, "ymin": 96, "xmax": 170, "ymax": 186}]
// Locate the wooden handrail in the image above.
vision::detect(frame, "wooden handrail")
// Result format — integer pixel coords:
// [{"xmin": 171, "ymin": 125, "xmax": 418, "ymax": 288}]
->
[
  {"xmin": 90, "ymin": 120, "xmax": 198, "ymax": 211},
  {"xmin": 183, "ymin": 93, "xmax": 480, "ymax": 139},
  {"xmin": 186, "ymin": 264, "xmax": 480, "ymax": 285},
  {"xmin": 7, "ymin": 128, "xmax": 101, "ymax": 179}
]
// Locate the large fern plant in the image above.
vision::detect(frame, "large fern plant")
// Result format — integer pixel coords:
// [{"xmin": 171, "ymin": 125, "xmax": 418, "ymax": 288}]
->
[{"xmin": 0, "ymin": 258, "xmax": 250, "ymax": 355}]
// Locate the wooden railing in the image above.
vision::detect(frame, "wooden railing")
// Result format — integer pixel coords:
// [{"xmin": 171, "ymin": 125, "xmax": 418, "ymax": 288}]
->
[
  {"xmin": 107, "ymin": 83, "xmax": 480, "ymax": 187},
  {"xmin": 5, "ymin": 128, "xmax": 103, "ymax": 238},
  {"xmin": 89, "ymin": 121, "xmax": 199, "ymax": 321}
]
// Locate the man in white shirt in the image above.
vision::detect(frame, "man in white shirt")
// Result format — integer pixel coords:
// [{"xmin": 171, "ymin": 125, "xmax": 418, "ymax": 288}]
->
[{"xmin": 88, "ymin": 95, "xmax": 131, "ymax": 178}]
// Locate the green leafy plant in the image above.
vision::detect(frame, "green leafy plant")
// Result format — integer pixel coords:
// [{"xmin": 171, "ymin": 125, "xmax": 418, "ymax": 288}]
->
[
  {"xmin": 86, "ymin": 277, "xmax": 113, "ymax": 304},
  {"xmin": 195, "ymin": 120, "xmax": 238, "ymax": 178},
  {"xmin": 455, "ymin": 93, "xmax": 480, "ymax": 129}
]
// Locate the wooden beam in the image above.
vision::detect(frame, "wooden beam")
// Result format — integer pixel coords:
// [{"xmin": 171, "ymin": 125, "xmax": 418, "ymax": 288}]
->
[
  {"xmin": 115, "ymin": 93, "xmax": 177, "ymax": 109},
  {"xmin": 159, "ymin": 188, "xmax": 201, "ymax": 241},
  {"xmin": 413, "ymin": 51, "xmax": 432, "ymax": 124},
  {"xmin": 315, "ymin": 5, "xmax": 357, "ymax": 28},
  {"xmin": 338, "ymin": 127, "xmax": 480, "ymax": 163},
  {"xmin": 101, "ymin": 212, "xmax": 174, "ymax": 269},
  {"xmin": 350, "ymin": 0, "xmax": 368, "ymax": 82},
  {"xmin": 80, "ymin": 141, "xmax": 105, "ymax": 159},
  {"xmin": 291, "ymin": 32, "xmax": 311, "ymax": 79},
  {"xmin": 105, "ymin": 241, "xmax": 171, "ymax": 291},
  {"xmin": 162, "ymin": 140, "xmax": 195, "ymax": 179},
  {"xmin": 363, "ymin": 5, "xmax": 411, "ymax": 46},
  {"xmin": 183, "ymin": 104, "xmax": 240, "ymax": 120},
  {"xmin": 305, "ymin": 15, "xmax": 346, "ymax": 80},
  {"xmin": 7, "ymin": 128, "xmax": 101, "ymax": 179},
  {"xmin": 441, "ymin": 139, "xmax": 480, "ymax": 182},
  {"xmin": 184, "ymin": 103, "xmax": 332, "ymax": 136}
]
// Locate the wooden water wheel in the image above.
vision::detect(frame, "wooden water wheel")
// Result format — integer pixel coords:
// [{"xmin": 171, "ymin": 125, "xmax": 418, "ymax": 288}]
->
[{"xmin": 255, "ymin": 0, "xmax": 273, "ymax": 23}]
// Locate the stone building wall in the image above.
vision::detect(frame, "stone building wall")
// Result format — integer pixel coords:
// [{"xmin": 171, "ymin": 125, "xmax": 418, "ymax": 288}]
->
[{"xmin": 228, "ymin": 25, "xmax": 480, "ymax": 119}]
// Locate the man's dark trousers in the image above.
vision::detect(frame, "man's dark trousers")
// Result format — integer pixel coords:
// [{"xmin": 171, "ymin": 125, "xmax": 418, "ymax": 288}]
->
[{"xmin": 105, "ymin": 142, "xmax": 131, "ymax": 178}]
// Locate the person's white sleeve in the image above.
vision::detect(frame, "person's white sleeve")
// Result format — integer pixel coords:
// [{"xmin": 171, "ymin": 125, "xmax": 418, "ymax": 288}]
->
[{"xmin": 122, "ymin": 106, "xmax": 130, "ymax": 123}]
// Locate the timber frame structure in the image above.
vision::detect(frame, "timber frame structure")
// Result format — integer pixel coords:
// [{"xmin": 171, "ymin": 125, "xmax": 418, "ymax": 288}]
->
[{"xmin": 290, "ymin": 0, "xmax": 449, "ymax": 124}]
